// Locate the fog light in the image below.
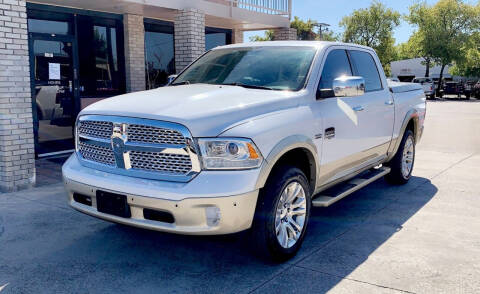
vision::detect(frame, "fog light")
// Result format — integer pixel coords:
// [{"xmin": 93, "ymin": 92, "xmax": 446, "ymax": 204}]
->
[{"xmin": 205, "ymin": 206, "xmax": 221, "ymax": 226}]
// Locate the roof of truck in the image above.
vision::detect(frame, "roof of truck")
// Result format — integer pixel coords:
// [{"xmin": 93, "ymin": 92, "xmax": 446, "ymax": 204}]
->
[{"xmin": 213, "ymin": 41, "xmax": 374, "ymax": 51}]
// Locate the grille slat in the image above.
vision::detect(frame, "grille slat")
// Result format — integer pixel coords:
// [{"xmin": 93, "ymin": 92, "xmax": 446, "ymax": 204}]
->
[{"xmin": 77, "ymin": 117, "xmax": 196, "ymax": 178}]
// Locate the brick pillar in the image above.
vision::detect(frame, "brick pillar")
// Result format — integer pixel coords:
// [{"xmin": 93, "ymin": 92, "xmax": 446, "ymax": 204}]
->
[
  {"xmin": 0, "ymin": 0, "xmax": 35, "ymax": 192},
  {"xmin": 174, "ymin": 8, "xmax": 205, "ymax": 73},
  {"xmin": 233, "ymin": 29, "xmax": 243, "ymax": 44},
  {"xmin": 273, "ymin": 28, "xmax": 297, "ymax": 40},
  {"xmin": 123, "ymin": 14, "xmax": 145, "ymax": 92}
]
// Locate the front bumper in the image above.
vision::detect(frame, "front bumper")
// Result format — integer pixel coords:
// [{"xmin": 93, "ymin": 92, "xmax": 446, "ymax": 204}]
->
[{"xmin": 63, "ymin": 155, "xmax": 260, "ymax": 235}]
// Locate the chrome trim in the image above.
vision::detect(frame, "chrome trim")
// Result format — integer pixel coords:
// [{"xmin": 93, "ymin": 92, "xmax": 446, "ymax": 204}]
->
[{"xmin": 76, "ymin": 115, "xmax": 201, "ymax": 182}]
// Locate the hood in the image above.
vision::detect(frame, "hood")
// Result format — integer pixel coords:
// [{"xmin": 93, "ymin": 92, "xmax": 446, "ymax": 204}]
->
[{"xmin": 80, "ymin": 84, "xmax": 300, "ymax": 136}]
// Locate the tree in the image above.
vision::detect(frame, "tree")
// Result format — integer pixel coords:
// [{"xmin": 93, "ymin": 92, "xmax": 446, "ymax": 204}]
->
[
  {"xmin": 408, "ymin": 0, "xmax": 480, "ymax": 92},
  {"xmin": 339, "ymin": 1, "xmax": 401, "ymax": 76},
  {"xmin": 249, "ymin": 30, "xmax": 274, "ymax": 42},
  {"xmin": 396, "ymin": 32, "xmax": 435, "ymax": 77},
  {"xmin": 450, "ymin": 32, "xmax": 480, "ymax": 78}
]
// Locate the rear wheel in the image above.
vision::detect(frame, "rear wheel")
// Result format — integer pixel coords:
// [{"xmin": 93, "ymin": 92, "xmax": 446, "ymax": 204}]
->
[
  {"xmin": 385, "ymin": 129, "xmax": 415, "ymax": 185},
  {"xmin": 251, "ymin": 166, "xmax": 311, "ymax": 262}
]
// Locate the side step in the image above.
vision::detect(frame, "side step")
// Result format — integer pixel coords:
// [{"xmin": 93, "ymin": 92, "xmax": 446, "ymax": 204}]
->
[{"xmin": 312, "ymin": 166, "xmax": 391, "ymax": 207}]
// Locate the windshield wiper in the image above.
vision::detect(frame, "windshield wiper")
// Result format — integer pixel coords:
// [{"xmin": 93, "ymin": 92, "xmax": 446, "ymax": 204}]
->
[
  {"xmin": 221, "ymin": 82, "xmax": 274, "ymax": 90},
  {"xmin": 171, "ymin": 81, "xmax": 190, "ymax": 86}
]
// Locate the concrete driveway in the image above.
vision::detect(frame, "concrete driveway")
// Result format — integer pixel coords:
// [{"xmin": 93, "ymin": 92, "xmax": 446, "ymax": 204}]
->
[{"xmin": 1, "ymin": 101, "xmax": 480, "ymax": 293}]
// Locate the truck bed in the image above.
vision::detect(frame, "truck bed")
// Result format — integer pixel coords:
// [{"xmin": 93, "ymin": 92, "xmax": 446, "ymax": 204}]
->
[{"xmin": 388, "ymin": 81, "xmax": 423, "ymax": 93}]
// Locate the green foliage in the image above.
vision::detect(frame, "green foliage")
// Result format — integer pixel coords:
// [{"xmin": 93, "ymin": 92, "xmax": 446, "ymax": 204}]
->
[
  {"xmin": 339, "ymin": 1, "xmax": 401, "ymax": 76},
  {"xmin": 450, "ymin": 33, "xmax": 480, "ymax": 77},
  {"xmin": 407, "ymin": 0, "xmax": 480, "ymax": 82}
]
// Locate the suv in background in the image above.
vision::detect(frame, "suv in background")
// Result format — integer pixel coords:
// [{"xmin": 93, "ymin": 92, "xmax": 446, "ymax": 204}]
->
[
  {"xmin": 464, "ymin": 81, "xmax": 475, "ymax": 99},
  {"xmin": 412, "ymin": 77, "xmax": 435, "ymax": 99},
  {"xmin": 473, "ymin": 81, "xmax": 480, "ymax": 99},
  {"xmin": 444, "ymin": 81, "xmax": 464, "ymax": 98}
]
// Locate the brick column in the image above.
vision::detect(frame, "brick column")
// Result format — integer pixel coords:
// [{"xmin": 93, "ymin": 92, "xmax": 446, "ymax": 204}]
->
[
  {"xmin": 233, "ymin": 29, "xmax": 243, "ymax": 44},
  {"xmin": 273, "ymin": 28, "xmax": 297, "ymax": 40},
  {"xmin": 174, "ymin": 8, "xmax": 205, "ymax": 73},
  {"xmin": 0, "ymin": 0, "xmax": 35, "ymax": 192},
  {"xmin": 123, "ymin": 14, "xmax": 145, "ymax": 92}
]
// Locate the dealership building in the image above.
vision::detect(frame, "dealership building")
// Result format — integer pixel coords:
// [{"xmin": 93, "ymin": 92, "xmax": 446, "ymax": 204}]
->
[{"xmin": 0, "ymin": 0, "xmax": 296, "ymax": 191}]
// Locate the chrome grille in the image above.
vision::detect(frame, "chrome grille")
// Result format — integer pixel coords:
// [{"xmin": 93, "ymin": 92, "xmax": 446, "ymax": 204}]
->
[
  {"xmin": 76, "ymin": 115, "xmax": 200, "ymax": 182},
  {"xmin": 127, "ymin": 124, "xmax": 186, "ymax": 145},
  {"xmin": 78, "ymin": 142, "xmax": 115, "ymax": 166},
  {"xmin": 130, "ymin": 151, "xmax": 192, "ymax": 174},
  {"xmin": 78, "ymin": 120, "xmax": 112, "ymax": 139}
]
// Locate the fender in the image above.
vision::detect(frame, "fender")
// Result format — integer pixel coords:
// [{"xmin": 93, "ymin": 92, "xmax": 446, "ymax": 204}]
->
[
  {"xmin": 386, "ymin": 109, "xmax": 419, "ymax": 162},
  {"xmin": 255, "ymin": 135, "xmax": 320, "ymax": 191}
]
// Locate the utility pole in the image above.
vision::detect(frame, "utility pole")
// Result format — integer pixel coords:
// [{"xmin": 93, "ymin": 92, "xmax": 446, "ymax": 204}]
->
[{"xmin": 313, "ymin": 23, "xmax": 330, "ymax": 40}]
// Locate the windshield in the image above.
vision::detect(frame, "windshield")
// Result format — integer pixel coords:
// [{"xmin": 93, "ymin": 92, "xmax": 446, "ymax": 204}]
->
[{"xmin": 172, "ymin": 46, "xmax": 317, "ymax": 91}]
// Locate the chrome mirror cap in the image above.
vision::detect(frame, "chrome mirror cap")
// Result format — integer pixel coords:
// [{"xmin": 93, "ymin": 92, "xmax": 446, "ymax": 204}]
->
[{"xmin": 333, "ymin": 76, "xmax": 365, "ymax": 97}]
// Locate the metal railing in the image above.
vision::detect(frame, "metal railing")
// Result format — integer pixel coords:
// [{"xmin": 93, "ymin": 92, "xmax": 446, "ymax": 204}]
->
[{"xmin": 213, "ymin": 0, "xmax": 291, "ymax": 18}]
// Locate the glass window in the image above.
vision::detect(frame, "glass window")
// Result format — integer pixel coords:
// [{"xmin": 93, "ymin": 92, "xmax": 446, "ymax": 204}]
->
[
  {"xmin": 349, "ymin": 50, "xmax": 383, "ymax": 92},
  {"xmin": 28, "ymin": 19, "xmax": 70, "ymax": 35},
  {"xmin": 318, "ymin": 49, "xmax": 352, "ymax": 90},
  {"xmin": 144, "ymin": 30, "xmax": 175, "ymax": 89},
  {"xmin": 173, "ymin": 47, "xmax": 317, "ymax": 91},
  {"xmin": 206, "ymin": 33, "xmax": 227, "ymax": 51}
]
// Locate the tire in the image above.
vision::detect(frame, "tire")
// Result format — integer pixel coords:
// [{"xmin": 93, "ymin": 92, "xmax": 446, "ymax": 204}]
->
[
  {"xmin": 251, "ymin": 166, "xmax": 311, "ymax": 262},
  {"xmin": 384, "ymin": 129, "xmax": 415, "ymax": 185}
]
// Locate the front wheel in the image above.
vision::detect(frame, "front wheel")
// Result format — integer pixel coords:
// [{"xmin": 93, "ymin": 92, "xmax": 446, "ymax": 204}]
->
[
  {"xmin": 385, "ymin": 129, "xmax": 415, "ymax": 185},
  {"xmin": 251, "ymin": 166, "xmax": 311, "ymax": 262}
]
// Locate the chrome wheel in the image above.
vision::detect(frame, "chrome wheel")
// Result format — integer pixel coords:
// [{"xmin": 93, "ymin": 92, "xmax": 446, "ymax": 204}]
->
[
  {"xmin": 401, "ymin": 136, "xmax": 414, "ymax": 178},
  {"xmin": 275, "ymin": 181, "xmax": 307, "ymax": 249}
]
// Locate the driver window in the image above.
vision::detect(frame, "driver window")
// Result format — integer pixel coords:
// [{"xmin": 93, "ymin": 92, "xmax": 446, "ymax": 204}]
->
[{"xmin": 318, "ymin": 49, "xmax": 352, "ymax": 96}]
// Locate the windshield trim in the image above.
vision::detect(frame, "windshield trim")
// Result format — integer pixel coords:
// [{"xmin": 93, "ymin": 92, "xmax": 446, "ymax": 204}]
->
[{"xmin": 171, "ymin": 46, "xmax": 320, "ymax": 92}]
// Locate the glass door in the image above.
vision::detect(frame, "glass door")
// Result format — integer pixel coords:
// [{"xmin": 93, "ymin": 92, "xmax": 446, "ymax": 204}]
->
[{"xmin": 29, "ymin": 33, "xmax": 79, "ymax": 156}]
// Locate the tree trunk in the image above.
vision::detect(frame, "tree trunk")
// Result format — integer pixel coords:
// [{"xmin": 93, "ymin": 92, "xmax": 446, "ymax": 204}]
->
[
  {"xmin": 424, "ymin": 58, "xmax": 431, "ymax": 77},
  {"xmin": 437, "ymin": 63, "xmax": 446, "ymax": 96}
]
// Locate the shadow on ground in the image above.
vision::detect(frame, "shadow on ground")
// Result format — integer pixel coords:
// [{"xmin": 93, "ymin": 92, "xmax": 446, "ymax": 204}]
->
[{"xmin": 0, "ymin": 176, "xmax": 437, "ymax": 294}]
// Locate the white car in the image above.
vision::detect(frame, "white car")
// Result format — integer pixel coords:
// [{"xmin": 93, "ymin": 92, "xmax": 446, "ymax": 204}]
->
[
  {"xmin": 63, "ymin": 41, "xmax": 426, "ymax": 261},
  {"xmin": 412, "ymin": 77, "xmax": 435, "ymax": 99}
]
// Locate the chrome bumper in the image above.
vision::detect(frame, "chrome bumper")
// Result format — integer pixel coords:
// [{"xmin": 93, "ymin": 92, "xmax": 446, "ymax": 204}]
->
[{"xmin": 63, "ymin": 155, "xmax": 260, "ymax": 235}]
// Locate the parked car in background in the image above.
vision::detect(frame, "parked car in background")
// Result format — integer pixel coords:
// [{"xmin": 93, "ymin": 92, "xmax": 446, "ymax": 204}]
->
[
  {"xmin": 443, "ymin": 81, "xmax": 464, "ymax": 98},
  {"xmin": 473, "ymin": 81, "xmax": 480, "ymax": 99},
  {"xmin": 434, "ymin": 80, "xmax": 444, "ymax": 98},
  {"xmin": 412, "ymin": 77, "xmax": 435, "ymax": 99},
  {"xmin": 463, "ymin": 81, "xmax": 475, "ymax": 99},
  {"xmin": 63, "ymin": 42, "xmax": 426, "ymax": 261}
]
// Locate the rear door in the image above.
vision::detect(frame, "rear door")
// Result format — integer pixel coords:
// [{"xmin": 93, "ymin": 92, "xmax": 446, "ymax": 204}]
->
[{"xmin": 347, "ymin": 49, "xmax": 394, "ymax": 159}]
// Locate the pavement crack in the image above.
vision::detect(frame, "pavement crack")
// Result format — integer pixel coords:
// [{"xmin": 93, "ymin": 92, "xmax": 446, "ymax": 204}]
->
[{"xmin": 294, "ymin": 265, "xmax": 417, "ymax": 294}]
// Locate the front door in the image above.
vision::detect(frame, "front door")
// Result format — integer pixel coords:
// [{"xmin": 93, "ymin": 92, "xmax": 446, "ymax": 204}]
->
[{"xmin": 29, "ymin": 33, "xmax": 79, "ymax": 156}]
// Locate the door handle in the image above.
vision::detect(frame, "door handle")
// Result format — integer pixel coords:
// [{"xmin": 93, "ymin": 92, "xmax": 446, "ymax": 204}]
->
[
  {"xmin": 325, "ymin": 127, "xmax": 335, "ymax": 139},
  {"xmin": 353, "ymin": 106, "xmax": 364, "ymax": 112},
  {"xmin": 385, "ymin": 100, "xmax": 394, "ymax": 105}
]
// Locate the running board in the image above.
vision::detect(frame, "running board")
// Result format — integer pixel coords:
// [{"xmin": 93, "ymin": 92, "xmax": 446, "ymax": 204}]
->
[{"xmin": 312, "ymin": 166, "xmax": 391, "ymax": 207}]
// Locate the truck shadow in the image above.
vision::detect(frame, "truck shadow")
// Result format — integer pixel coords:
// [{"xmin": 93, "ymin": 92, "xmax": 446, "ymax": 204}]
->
[{"xmin": 28, "ymin": 176, "xmax": 437, "ymax": 293}]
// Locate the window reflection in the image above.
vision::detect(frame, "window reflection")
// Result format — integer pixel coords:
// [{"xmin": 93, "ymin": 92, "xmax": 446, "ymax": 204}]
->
[
  {"xmin": 144, "ymin": 22, "xmax": 175, "ymax": 89},
  {"xmin": 28, "ymin": 19, "xmax": 70, "ymax": 35}
]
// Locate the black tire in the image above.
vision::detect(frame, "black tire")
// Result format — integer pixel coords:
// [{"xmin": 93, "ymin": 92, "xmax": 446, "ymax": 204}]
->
[
  {"xmin": 384, "ymin": 129, "xmax": 415, "ymax": 185},
  {"xmin": 251, "ymin": 166, "xmax": 311, "ymax": 262}
]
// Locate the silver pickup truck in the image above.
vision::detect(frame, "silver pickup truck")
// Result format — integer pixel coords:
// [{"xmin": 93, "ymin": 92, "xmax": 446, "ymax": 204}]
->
[{"xmin": 63, "ymin": 41, "xmax": 426, "ymax": 261}]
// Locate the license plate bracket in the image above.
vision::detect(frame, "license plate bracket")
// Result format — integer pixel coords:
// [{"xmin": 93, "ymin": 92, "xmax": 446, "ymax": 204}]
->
[{"xmin": 96, "ymin": 190, "xmax": 131, "ymax": 218}]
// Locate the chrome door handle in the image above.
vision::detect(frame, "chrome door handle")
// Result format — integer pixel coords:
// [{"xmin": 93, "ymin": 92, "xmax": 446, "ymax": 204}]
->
[
  {"xmin": 353, "ymin": 106, "xmax": 364, "ymax": 112},
  {"xmin": 385, "ymin": 100, "xmax": 394, "ymax": 105}
]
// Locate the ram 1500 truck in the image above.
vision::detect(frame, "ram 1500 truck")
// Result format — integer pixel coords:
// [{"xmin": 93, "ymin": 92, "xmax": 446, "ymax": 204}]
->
[{"xmin": 63, "ymin": 41, "xmax": 426, "ymax": 261}]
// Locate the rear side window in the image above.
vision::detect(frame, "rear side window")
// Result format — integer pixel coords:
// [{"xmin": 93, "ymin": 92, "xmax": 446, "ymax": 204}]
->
[
  {"xmin": 318, "ymin": 49, "xmax": 352, "ymax": 90},
  {"xmin": 348, "ymin": 50, "xmax": 383, "ymax": 92}
]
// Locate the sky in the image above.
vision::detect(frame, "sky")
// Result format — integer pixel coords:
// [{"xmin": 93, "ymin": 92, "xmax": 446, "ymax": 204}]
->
[{"xmin": 244, "ymin": 0, "xmax": 455, "ymax": 45}]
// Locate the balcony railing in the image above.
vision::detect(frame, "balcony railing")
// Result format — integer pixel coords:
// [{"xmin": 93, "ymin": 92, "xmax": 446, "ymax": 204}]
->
[{"xmin": 211, "ymin": 0, "xmax": 292, "ymax": 18}]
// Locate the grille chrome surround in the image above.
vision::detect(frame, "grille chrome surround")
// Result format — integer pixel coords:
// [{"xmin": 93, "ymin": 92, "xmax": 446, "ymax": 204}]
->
[{"xmin": 75, "ymin": 115, "xmax": 201, "ymax": 182}]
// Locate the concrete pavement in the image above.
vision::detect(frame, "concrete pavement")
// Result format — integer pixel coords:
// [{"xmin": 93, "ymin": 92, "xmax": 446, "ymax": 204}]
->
[{"xmin": 1, "ymin": 100, "xmax": 479, "ymax": 293}]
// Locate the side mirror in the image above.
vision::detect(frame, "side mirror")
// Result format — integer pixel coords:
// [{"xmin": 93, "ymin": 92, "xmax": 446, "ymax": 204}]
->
[
  {"xmin": 332, "ymin": 76, "xmax": 365, "ymax": 97},
  {"xmin": 167, "ymin": 75, "xmax": 178, "ymax": 85}
]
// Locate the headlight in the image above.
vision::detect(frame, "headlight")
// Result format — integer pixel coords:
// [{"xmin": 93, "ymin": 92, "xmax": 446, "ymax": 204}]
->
[{"xmin": 197, "ymin": 138, "xmax": 263, "ymax": 170}]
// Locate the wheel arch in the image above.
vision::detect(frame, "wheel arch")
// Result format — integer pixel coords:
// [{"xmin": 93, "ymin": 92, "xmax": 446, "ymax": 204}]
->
[
  {"xmin": 255, "ymin": 135, "xmax": 319, "ymax": 194},
  {"xmin": 387, "ymin": 109, "xmax": 419, "ymax": 162}
]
